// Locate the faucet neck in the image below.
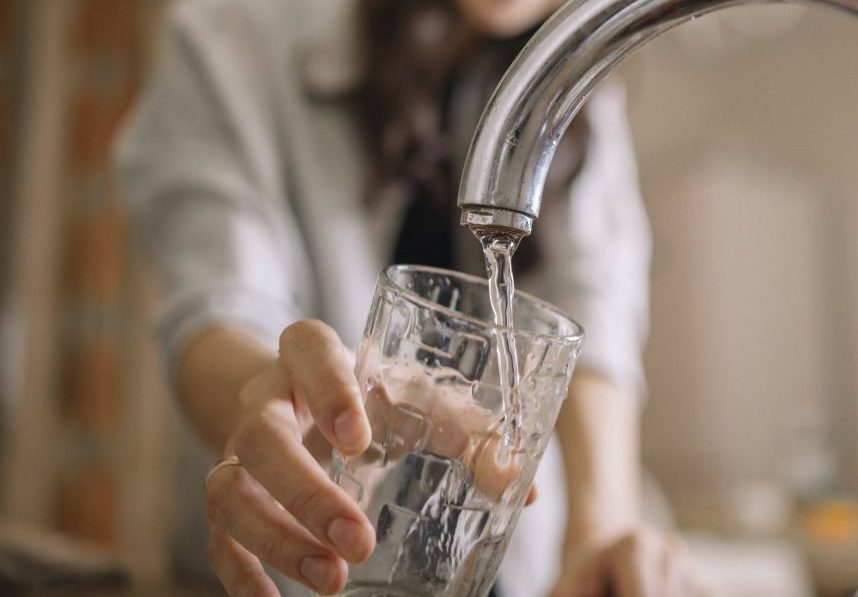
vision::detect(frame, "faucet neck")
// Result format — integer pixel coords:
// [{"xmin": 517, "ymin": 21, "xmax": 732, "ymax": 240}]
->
[{"xmin": 457, "ymin": 0, "xmax": 858, "ymax": 236}]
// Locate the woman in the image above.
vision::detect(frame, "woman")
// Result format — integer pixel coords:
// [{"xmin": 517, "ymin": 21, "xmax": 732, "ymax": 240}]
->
[{"xmin": 116, "ymin": 0, "xmax": 703, "ymax": 595}]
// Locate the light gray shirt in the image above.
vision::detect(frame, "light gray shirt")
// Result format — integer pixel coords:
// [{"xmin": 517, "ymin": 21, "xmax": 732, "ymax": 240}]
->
[{"xmin": 115, "ymin": 0, "xmax": 651, "ymax": 594}]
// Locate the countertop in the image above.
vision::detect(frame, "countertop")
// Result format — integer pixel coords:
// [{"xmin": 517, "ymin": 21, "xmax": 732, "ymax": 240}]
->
[{"xmin": 29, "ymin": 582, "xmax": 226, "ymax": 597}]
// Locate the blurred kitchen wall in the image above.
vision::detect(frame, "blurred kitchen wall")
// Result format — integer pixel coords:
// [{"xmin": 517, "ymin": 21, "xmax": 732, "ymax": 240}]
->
[
  {"xmin": 621, "ymin": 4, "xmax": 858, "ymax": 520},
  {"xmin": 0, "ymin": 1, "xmax": 10, "ymax": 261},
  {"xmin": 0, "ymin": 0, "xmax": 175, "ymax": 581}
]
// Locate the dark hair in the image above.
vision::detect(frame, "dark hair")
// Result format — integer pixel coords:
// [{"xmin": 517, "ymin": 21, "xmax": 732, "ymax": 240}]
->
[{"xmin": 357, "ymin": 0, "xmax": 590, "ymax": 272}]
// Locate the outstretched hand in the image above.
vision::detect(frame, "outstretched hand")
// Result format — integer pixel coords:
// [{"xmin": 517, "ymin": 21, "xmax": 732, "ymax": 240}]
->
[
  {"xmin": 549, "ymin": 526, "xmax": 710, "ymax": 597},
  {"xmin": 204, "ymin": 320, "xmax": 376, "ymax": 596},
  {"xmin": 202, "ymin": 319, "xmax": 538, "ymax": 596}
]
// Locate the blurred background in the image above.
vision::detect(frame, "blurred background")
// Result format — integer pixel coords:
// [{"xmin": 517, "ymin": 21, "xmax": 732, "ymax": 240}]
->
[{"xmin": 0, "ymin": 0, "xmax": 856, "ymax": 595}]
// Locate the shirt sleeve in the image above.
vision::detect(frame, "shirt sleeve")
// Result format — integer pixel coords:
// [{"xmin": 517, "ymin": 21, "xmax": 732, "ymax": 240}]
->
[
  {"xmin": 523, "ymin": 82, "xmax": 652, "ymax": 394},
  {"xmin": 113, "ymin": 0, "xmax": 310, "ymax": 383}
]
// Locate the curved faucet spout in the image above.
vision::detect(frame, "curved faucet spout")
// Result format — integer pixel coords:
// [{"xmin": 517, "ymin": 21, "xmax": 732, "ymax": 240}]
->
[{"xmin": 458, "ymin": 0, "xmax": 858, "ymax": 235}]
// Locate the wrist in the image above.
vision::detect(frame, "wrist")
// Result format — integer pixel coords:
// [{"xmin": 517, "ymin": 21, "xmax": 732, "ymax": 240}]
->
[
  {"xmin": 563, "ymin": 490, "xmax": 641, "ymax": 552},
  {"xmin": 556, "ymin": 370, "xmax": 643, "ymax": 553}
]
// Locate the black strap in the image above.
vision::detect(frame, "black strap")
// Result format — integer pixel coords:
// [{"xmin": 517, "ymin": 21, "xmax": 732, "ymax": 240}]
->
[{"xmin": 390, "ymin": 186, "xmax": 455, "ymax": 269}]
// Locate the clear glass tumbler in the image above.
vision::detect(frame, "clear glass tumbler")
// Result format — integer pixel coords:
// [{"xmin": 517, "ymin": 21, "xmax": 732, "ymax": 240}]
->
[{"xmin": 331, "ymin": 265, "xmax": 584, "ymax": 597}]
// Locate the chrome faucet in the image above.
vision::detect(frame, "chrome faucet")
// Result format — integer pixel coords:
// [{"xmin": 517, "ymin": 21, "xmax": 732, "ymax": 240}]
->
[{"xmin": 458, "ymin": 0, "xmax": 858, "ymax": 236}]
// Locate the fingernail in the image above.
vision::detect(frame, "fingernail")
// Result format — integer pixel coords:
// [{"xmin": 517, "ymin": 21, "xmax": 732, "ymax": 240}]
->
[
  {"xmin": 327, "ymin": 517, "xmax": 371, "ymax": 562},
  {"xmin": 334, "ymin": 410, "xmax": 368, "ymax": 451},
  {"xmin": 300, "ymin": 556, "xmax": 337, "ymax": 593}
]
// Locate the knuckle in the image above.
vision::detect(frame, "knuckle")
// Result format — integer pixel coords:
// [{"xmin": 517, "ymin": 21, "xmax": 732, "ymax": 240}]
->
[
  {"xmin": 280, "ymin": 319, "xmax": 334, "ymax": 354},
  {"xmin": 284, "ymin": 483, "xmax": 325, "ymax": 524},
  {"xmin": 307, "ymin": 371, "xmax": 344, "ymax": 403},
  {"xmin": 230, "ymin": 569, "xmax": 266, "ymax": 597},
  {"xmin": 617, "ymin": 532, "xmax": 642, "ymax": 553},
  {"xmin": 237, "ymin": 378, "xmax": 263, "ymax": 409},
  {"xmin": 236, "ymin": 365, "xmax": 291, "ymax": 411},
  {"xmin": 259, "ymin": 531, "xmax": 293, "ymax": 570},
  {"xmin": 234, "ymin": 409, "xmax": 300, "ymax": 466},
  {"xmin": 205, "ymin": 484, "xmax": 235, "ymax": 528},
  {"xmin": 233, "ymin": 419, "xmax": 268, "ymax": 466}
]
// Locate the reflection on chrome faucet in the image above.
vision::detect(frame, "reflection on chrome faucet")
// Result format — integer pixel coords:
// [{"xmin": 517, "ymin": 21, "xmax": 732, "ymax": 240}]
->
[{"xmin": 457, "ymin": 0, "xmax": 858, "ymax": 236}]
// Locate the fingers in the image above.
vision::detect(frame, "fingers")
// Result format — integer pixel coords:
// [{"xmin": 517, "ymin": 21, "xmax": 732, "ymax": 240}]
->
[
  {"xmin": 206, "ymin": 461, "xmax": 349, "ymax": 595},
  {"xmin": 206, "ymin": 320, "xmax": 378, "ymax": 596},
  {"xmin": 663, "ymin": 539, "xmax": 711, "ymax": 597},
  {"xmin": 362, "ymin": 349, "xmax": 526, "ymax": 503},
  {"xmin": 607, "ymin": 533, "xmax": 650, "ymax": 597},
  {"xmin": 231, "ymin": 397, "xmax": 376, "ymax": 564},
  {"xmin": 525, "ymin": 482, "xmax": 539, "ymax": 506},
  {"xmin": 472, "ymin": 432, "xmax": 521, "ymax": 501},
  {"xmin": 552, "ymin": 530, "xmax": 708, "ymax": 597},
  {"xmin": 547, "ymin": 549, "xmax": 603, "ymax": 597},
  {"xmin": 208, "ymin": 525, "xmax": 280, "ymax": 597},
  {"xmin": 364, "ymin": 365, "xmax": 471, "ymax": 460},
  {"xmin": 280, "ymin": 320, "xmax": 370, "ymax": 455},
  {"xmin": 604, "ymin": 530, "xmax": 707, "ymax": 597}
]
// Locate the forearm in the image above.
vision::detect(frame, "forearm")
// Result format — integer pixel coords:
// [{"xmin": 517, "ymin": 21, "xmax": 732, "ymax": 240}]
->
[
  {"xmin": 556, "ymin": 368, "xmax": 642, "ymax": 549},
  {"xmin": 177, "ymin": 325, "xmax": 278, "ymax": 454}
]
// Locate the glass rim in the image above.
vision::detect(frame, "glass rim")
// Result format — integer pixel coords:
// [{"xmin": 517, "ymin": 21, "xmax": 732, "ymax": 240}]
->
[{"xmin": 381, "ymin": 264, "xmax": 585, "ymax": 345}]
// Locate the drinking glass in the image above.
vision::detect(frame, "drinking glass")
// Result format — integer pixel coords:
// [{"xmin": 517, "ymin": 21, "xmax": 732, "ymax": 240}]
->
[{"xmin": 330, "ymin": 265, "xmax": 584, "ymax": 597}]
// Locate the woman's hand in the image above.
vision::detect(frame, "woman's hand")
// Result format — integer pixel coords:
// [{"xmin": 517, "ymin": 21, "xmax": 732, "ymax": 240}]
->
[
  {"xmin": 548, "ymin": 526, "xmax": 710, "ymax": 597},
  {"xmin": 203, "ymin": 320, "xmax": 376, "ymax": 596},
  {"xmin": 198, "ymin": 318, "xmax": 540, "ymax": 595}
]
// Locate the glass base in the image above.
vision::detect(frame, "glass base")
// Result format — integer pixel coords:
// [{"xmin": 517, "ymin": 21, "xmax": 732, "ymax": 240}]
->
[{"xmin": 338, "ymin": 581, "xmax": 433, "ymax": 596}]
